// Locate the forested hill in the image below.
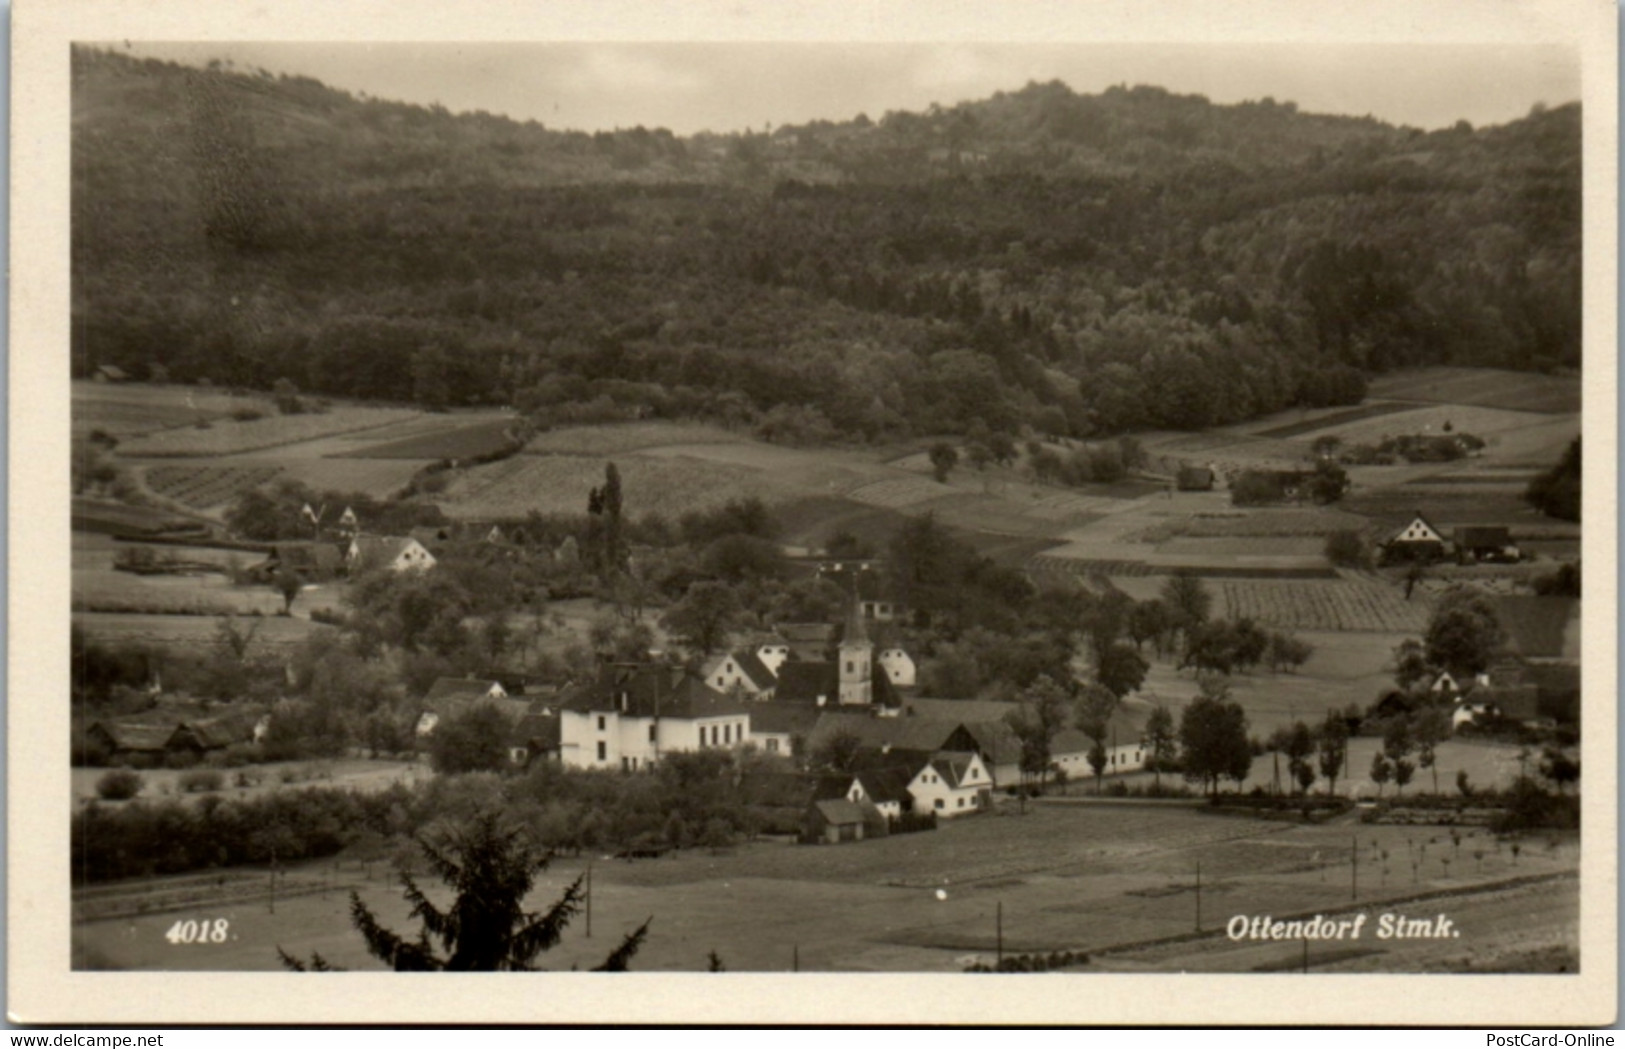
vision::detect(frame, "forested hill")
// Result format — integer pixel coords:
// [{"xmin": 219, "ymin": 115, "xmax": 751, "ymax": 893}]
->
[{"xmin": 72, "ymin": 46, "xmax": 1580, "ymax": 441}]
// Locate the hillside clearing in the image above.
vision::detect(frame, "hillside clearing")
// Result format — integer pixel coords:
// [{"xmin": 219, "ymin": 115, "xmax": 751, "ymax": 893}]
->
[{"xmin": 118, "ymin": 408, "xmax": 420, "ymax": 457}]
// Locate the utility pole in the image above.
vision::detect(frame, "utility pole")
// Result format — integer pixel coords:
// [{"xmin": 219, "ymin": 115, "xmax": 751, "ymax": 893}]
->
[
  {"xmin": 1194, "ymin": 860, "xmax": 1202, "ymax": 932},
  {"xmin": 996, "ymin": 902, "xmax": 1004, "ymax": 965},
  {"xmin": 1351, "ymin": 833, "xmax": 1358, "ymax": 901},
  {"xmin": 585, "ymin": 859, "xmax": 593, "ymax": 938}
]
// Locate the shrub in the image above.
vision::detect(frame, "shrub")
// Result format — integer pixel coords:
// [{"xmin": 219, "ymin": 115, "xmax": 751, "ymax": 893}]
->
[
  {"xmin": 230, "ymin": 408, "xmax": 266, "ymax": 423},
  {"xmin": 1324, "ymin": 530, "xmax": 1370, "ymax": 568},
  {"xmin": 179, "ymin": 768, "xmax": 225, "ymax": 793},
  {"xmin": 95, "ymin": 769, "xmax": 144, "ymax": 801}
]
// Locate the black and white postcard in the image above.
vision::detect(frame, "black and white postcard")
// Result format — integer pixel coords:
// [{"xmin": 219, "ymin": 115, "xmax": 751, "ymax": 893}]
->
[{"xmin": 10, "ymin": 0, "xmax": 1618, "ymax": 1027}]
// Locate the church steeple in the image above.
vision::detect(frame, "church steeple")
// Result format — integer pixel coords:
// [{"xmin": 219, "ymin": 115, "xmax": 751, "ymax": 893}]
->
[{"xmin": 838, "ymin": 581, "xmax": 872, "ymax": 706}]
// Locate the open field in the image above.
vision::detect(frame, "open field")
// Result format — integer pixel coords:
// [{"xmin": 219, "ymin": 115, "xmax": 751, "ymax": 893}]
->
[
  {"xmin": 116, "ymin": 408, "xmax": 420, "ymax": 458},
  {"xmin": 340, "ymin": 419, "xmax": 518, "ymax": 460},
  {"xmin": 73, "ymin": 382, "xmax": 275, "ymax": 438},
  {"xmin": 1366, "ymin": 367, "xmax": 1581, "ymax": 414},
  {"xmin": 444, "ymin": 453, "xmax": 788, "ymax": 520},
  {"xmin": 72, "ymin": 611, "xmax": 324, "ymax": 651},
  {"xmin": 1298, "ymin": 404, "xmax": 1573, "ymax": 451},
  {"xmin": 1253, "ymin": 401, "xmax": 1418, "ymax": 439},
  {"xmin": 73, "ymin": 533, "xmax": 350, "ymax": 619},
  {"xmin": 72, "ymin": 801, "xmax": 1577, "ymax": 973},
  {"xmin": 526, "ymin": 421, "xmax": 748, "ymax": 455},
  {"xmin": 1218, "ymin": 574, "xmax": 1433, "ymax": 633},
  {"xmin": 143, "ymin": 465, "xmax": 284, "ymax": 511}
]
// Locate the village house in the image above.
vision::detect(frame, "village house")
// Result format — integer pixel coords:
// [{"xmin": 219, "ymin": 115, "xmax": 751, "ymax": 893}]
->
[
  {"xmin": 414, "ymin": 678, "xmax": 512, "ymax": 738},
  {"xmin": 1381, "ymin": 512, "xmax": 1448, "ymax": 563},
  {"xmin": 877, "ymin": 647, "xmax": 916, "ymax": 688},
  {"xmin": 820, "ymin": 767, "xmax": 915, "ymax": 823},
  {"xmin": 347, "ymin": 535, "xmax": 437, "ymax": 575},
  {"xmin": 754, "ymin": 638, "xmax": 792, "ymax": 675},
  {"xmin": 746, "ymin": 702, "xmax": 821, "ymax": 757},
  {"xmin": 508, "ymin": 707, "xmax": 562, "ymax": 767},
  {"xmin": 1455, "ymin": 526, "xmax": 1520, "ymax": 564},
  {"xmin": 700, "ymin": 649, "xmax": 778, "ymax": 699},
  {"xmin": 803, "ymin": 798, "xmax": 879, "ymax": 844},
  {"xmin": 554, "ymin": 663, "xmax": 751, "ymax": 771},
  {"xmin": 895, "ymin": 750, "xmax": 993, "ymax": 818}
]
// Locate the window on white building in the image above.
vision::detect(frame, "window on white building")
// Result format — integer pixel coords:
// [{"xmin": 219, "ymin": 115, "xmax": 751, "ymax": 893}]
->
[
  {"xmin": 596, "ymin": 741, "xmax": 606, "ymax": 761},
  {"xmin": 648, "ymin": 724, "xmax": 657, "ymax": 742},
  {"xmin": 767, "ymin": 738, "xmax": 779, "ymax": 752},
  {"xmin": 597, "ymin": 716, "xmax": 606, "ymax": 731},
  {"xmin": 934, "ymin": 799, "xmax": 945, "ymax": 810}
]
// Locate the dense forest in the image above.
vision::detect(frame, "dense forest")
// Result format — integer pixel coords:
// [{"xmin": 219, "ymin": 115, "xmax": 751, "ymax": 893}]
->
[{"xmin": 72, "ymin": 46, "xmax": 1580, "ymax": 440}]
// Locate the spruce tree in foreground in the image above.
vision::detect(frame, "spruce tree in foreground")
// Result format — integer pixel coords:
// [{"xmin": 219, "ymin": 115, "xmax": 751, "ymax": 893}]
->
[{"xmin": 280, "ymin": 809, "xmax": 649, "ymax": 971}]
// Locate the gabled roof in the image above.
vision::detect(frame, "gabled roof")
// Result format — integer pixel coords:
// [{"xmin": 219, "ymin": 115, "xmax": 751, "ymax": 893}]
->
[
  {"xmin": 854, "ymin": 766, "xmax": 915, "ymax": 805},
  {"xmin": 811, "ymin": 713, "xmax": 962, "ymax": 754},
  {"xmin": 929, "ymin": 752, "xmax": 980, "ymax": 789},
  {"xmin": 554, "ymin": 663, "xmax": 748, "ymax": 720},
  {"xmin": 349, "ymin": 536, "xmax": 433, "ymax": 565},
  {"xmin": 720, "ymin": 649, "xmax": 777, "ymax": 691},
  {"xmin": 1388, "ymin": 512, "xmax": 1446, "ymax": 544},
  {"xmin": 172, "ymin": 709, "xmax": 266, "ymax": 750},
  {"xmin": 905, "ymin": 697, "xmax": 1018, "ymax": 722},
  {"xmin": 748, "ymin": 702, "xmax": 822, "ymax": 736},
  {"xmin": 810, "ymin": 798, "xmax": 871, "ymax": 826}
]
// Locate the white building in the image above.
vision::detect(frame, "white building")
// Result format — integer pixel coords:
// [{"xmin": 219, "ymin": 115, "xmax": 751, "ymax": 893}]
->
[
  {"xmin": 347, "ymin": 535, "xmax": 437, "ymax": 574},
  {"xmin": 555, "ymin": 664, "xmax": 751, "ymax": 771}
]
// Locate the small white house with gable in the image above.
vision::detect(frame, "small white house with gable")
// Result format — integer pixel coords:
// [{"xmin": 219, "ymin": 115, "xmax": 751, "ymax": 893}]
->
[
  {"xmin": 348, "ymin": 535, "xmax": 437, "ymax": 575},
  {"xmin": 877, "ymin": 647, "xmax": 916, "ymax": 688},
  {"xmin": 906, "ymin": 751, "xmax": 992, "ymax": 818}
]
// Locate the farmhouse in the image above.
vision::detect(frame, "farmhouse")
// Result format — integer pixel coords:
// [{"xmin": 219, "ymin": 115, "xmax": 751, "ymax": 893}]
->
[
  {"xmin": 815, "ymin": 561, "xmax": 905, "ymax": 622},
  {"xmin": 554, "ymin": 663, "xmax": 751, "ymax": 771},
  {"xmin": 414, "ymin": 678, "xmax": 513, "ymax": 738},
  {"xmin": 901, "ymin": 751, "xmax": 993, "ymax": 818},
  {"xmin": 877, "ymin": 647, "xmax": 916, "ymax": 688},
  {"xmin": 168, "ymin": 709, "xmax": 270, "ymax": 754},
  {"xmin": 821, "ymin": 767, "xmax": 917, "ymax": 822},
  {"xmin": 701, "ymin": 649, "xmax": 778, "ymax": 698},
  {"xmin": 746, "ymin": 702, "xmax": 821, "ymax": 756},
  {"xmin": 1381, "ymin": 512, "xmax": 1447, "ymax": 563},
  {"xmin": 85, "ymin": 721, "xmax": 177, "ymax": 762},
  {"xmin": 347, "ymin": 535, "xmax": 437, "ymax": 574},
  {"xmin": 92, "ymin": 364, "xmax": 130, "ymax": 383},
  {"xmin": 1455, "ymin": 526, "xmax": 1519, "ymax": 564}
]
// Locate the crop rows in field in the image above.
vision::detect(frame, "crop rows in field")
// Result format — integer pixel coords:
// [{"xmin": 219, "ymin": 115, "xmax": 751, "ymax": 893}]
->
[
  {"xmin": 1129, "ymin": 508, "xmax": 1373, "ymax": 543},
  {"xmin": 342, "ymin": 420, "xmax": 518, "ymax": 460},
  {"xmin": 846, "ymin": 476, "xmax": 952, "ymax": 508},
  {"xmin": 118, "ymin": 408, "xmax": 419, "ymax": 457},
  {"xmin": 444, "ymin": 454, "xmax": 773, "ymax": 520},
  {"xmin": 1365, "ymin": 367, "xmax": 1581, "ymax": 414},
  {"xmin": 525, "ymin": 421, "xmax": 746, "ymax": 456},
  {"xmin": 1253, "ymin": 402, "xmax": 1416, "ymax": 439},
  {"xmin": 1145, "ymin": 432, "xmax": 1307, "ymax": 463},
  {"xmin": 146, "ymin": 465, "xmax": 282, "ymax": 509},
  {"xmin": 1311, "ymin": 405, "xmax": 1555, "ymax": 449},
  {"xmin": 1220, "ymin": 576, "xmax": 1430, "ymax": 632}
]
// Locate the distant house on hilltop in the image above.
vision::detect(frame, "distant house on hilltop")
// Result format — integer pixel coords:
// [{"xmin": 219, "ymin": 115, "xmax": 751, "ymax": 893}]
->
[
  {"xmin": 1455, "ymin": 526, "xmax": 1519, "ymax": 564},
  {"xmin": 347, "ymin": 535, "xmax": 436, "ymax": 574},
  {"xmin": 1381, "ymin": 512, "xmax": 1447, "ymax": 563}
]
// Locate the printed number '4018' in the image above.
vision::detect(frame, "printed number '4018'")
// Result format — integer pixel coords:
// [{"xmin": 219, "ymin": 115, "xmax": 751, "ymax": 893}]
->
[{"xmin": 165, "ymin": 918, "xmax": 230, "ymax": 944}]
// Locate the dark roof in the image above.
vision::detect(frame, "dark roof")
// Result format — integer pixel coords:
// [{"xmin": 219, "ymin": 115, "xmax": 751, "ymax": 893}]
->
[
  {"xmin": 89, "ymin": 721, "xmax": 175, "ymax": 752},
  {"xmin": 810, "ymin": 798, "xmax": 871, "ymax": 826},
  {"xmin": 906, "ymin": 697, "xmax": 1018, "ymax": 722},
  {"xmin": 775, "ymin": 662, "xmax": 837, "ymax": 704},
  {"xmin": 555, "ymin": 664, "xmax": 748, "ymax": 719},
  {"xmin": 1388, "ymin": 512, "xmax": 1446, "ymax": 543},
  {"xmin": 1456, "ymin": 526, "xmax": 1513, "ymax": 548},
  {"xmin": 854, "ymin": 766, "xmax": 915, "ymax": 805},
  {"xmin": 748, "ymin": 702, "xmax": 822, "ymax": 736},
  {"xmin": 511, "ymin": 712, "xmax": 560, "ymax": 750},
  {"xmin": 721, "ymin": 649, "xmax": 777, "ymax": 691},
  {"xmin": 1478, "ymin": 684, "xmax": 1541, "ymax": 722},
  {"xmin": 172, "ymin": 709, "xmax": 265, "ymax": 750},
  {"xmin": 811, "ymin": 713, "xmax": 962, "ymax": 754},
  {"xmin": 778, "ymin": 622, "xmax": 836, "ymax": 643},
  {"xmin": 350, "ymin": 536, "xmax": 432, "ymax": 566},
  {"xmin": 930, "ymin": 752, "xmax": 979, "ymax": 788},
  {"xmin": 849, "ymin": 746, "xmax": 937, "ymax": 777}
]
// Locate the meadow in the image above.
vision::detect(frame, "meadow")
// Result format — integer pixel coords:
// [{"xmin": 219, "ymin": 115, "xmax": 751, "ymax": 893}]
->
[{"xmin": 118, "ymin": 407, "xmax": 420, "ymax": 457}]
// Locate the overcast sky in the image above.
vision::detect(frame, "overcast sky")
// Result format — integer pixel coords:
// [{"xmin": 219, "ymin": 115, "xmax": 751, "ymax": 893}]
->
[{"xmin": 118, "ymin": 41, "xmax": 1578, "ymax": 135}]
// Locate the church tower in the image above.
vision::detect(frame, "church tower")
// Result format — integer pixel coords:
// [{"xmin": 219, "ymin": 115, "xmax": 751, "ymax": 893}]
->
[{"xmin": 837, "ymin": 587, "xmax": 873, "ymax": 706}]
